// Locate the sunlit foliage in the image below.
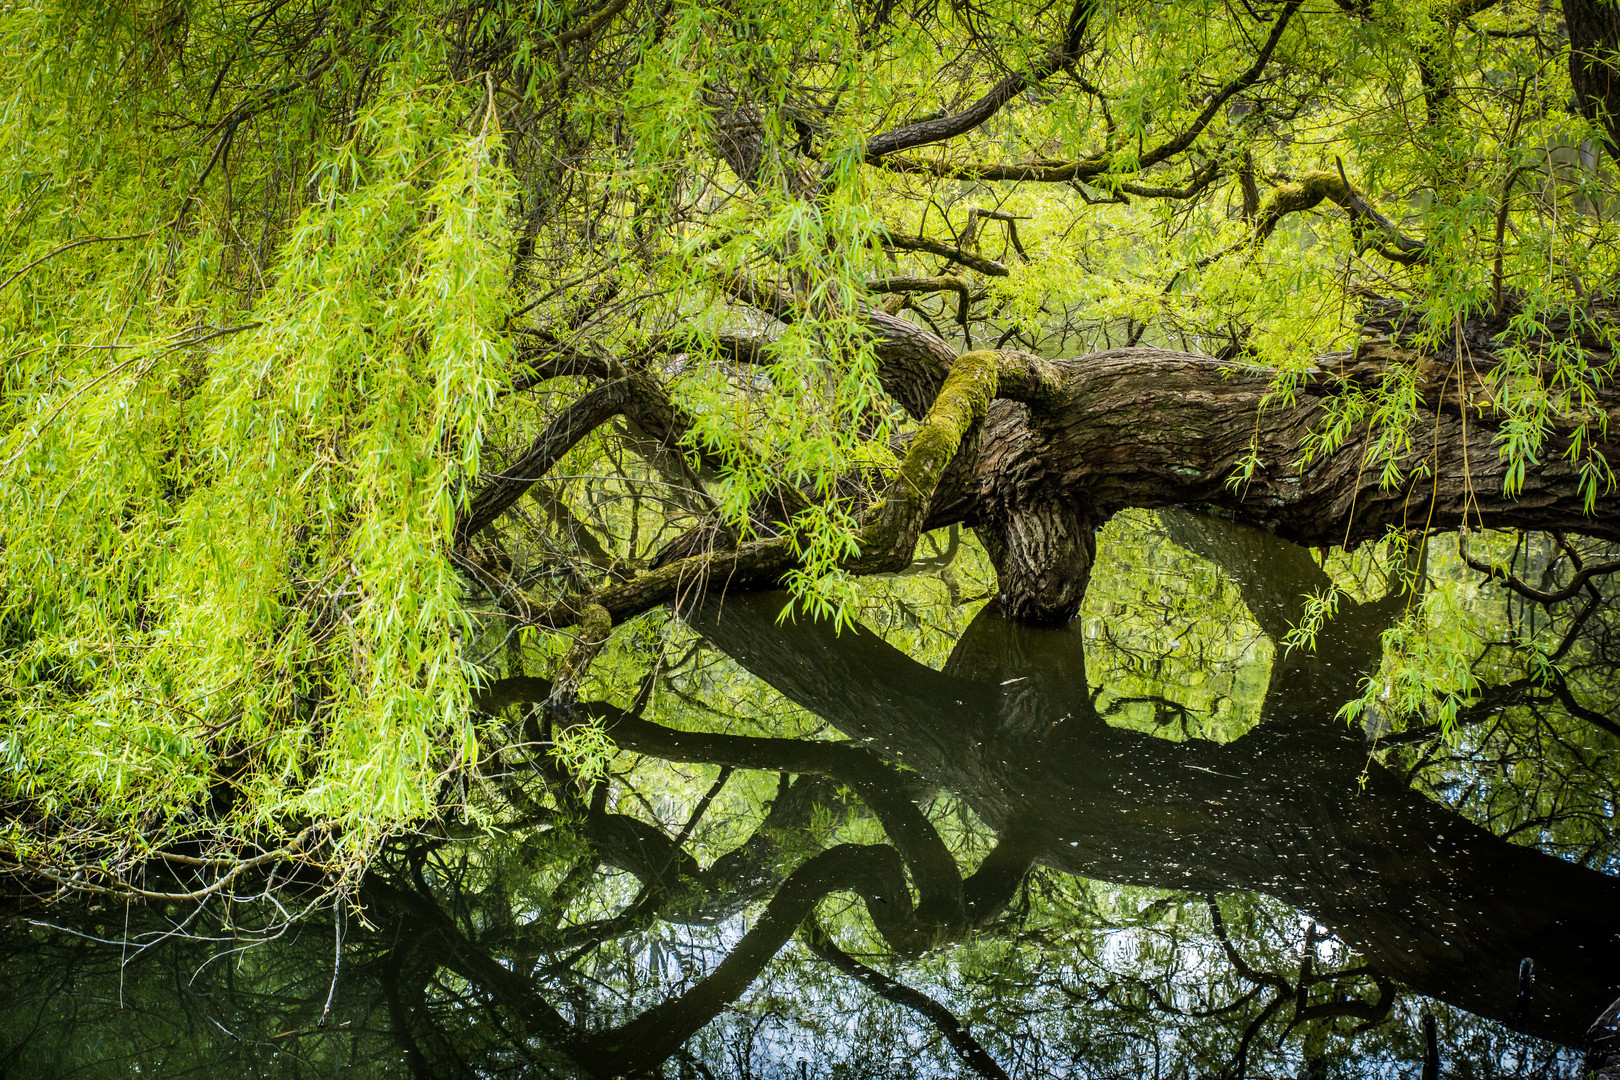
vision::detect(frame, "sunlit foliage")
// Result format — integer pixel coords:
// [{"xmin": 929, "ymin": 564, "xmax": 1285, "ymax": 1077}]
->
[{"xmin": 0, "ymin": 0, "xmax": 1615, "ymax": 880}]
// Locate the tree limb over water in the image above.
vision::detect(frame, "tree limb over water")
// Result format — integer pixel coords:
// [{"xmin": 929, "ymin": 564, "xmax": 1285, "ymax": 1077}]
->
[
  {"xmin": 4, "ymin": 2, "xmax": 1620, "ymax": 1070},
  {"xmin": 467, "ymin": 513, "xmax": 1620, "ymax": 1060}
]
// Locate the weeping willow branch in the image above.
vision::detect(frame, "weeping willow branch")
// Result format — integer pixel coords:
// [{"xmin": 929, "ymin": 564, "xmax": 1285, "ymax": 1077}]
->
[{"xmin": 524, "ymin": 347, "xmax": 1064, "ymax": 629}]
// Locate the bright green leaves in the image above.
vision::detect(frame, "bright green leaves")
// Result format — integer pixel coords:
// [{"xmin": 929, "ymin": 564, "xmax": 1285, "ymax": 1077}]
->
[
  {"xmin": 1330, "ymin": 529, "xmax": 1579, "ymax": 751},
  {"xmin": 1492, "ymin": 308, "xmax": 1618, "ymax": 508},
  {"xmin": 592, "ymin": 0, "xmax": 910, "ymax": 621},
  {"xmin": 1337, "ymin": 577, "xmax": 1481, "ymax": 743},
  {"xmin": 0, "ymin": 22, "xmax": 515, "ymax": 870},
  {"xmin": 165, "ymin": 73, "xmax": 513, "ymax": 838},
  {"xmin": 0, "ymin": 0, "xmax": 1615, "ymax": 884}
]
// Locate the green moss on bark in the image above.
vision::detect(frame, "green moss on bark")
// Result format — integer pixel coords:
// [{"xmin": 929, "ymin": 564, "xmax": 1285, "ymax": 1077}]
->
[{"xmin": 858, "ymin": 350, "xmax": 1002, "ymax": 564}]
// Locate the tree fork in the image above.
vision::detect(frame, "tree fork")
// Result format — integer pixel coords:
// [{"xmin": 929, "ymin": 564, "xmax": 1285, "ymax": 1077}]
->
[
  {"xmin": 525, "ymin": 347, "xmax": 1066, "ymax": 627},
  {"xmin": 478, "ymin": 323, "xmax": 1616, "ymax": 636}
]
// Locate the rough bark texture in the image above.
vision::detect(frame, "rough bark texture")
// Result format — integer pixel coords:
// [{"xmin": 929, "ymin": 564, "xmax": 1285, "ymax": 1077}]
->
[
  {"xmin": 476, "ymin": 269, "xmax": 1619, "ymax": 633},
  {"xmin": 911, "ymin": 345, "xmax": 1620, "ymax": 621},
  {"xmin": 1565, "ymin": 0, "xmax": 1620, "ymax": 159},
  {"xmin": 942, "ymin": 347, "xmax": 1620, "ymax": 545},
  {"xmin": 977, "ymin": 494, "xmax": 1097, "ymax": 622},
  {"xmin": 503, "ymin": 334, "xmax": 1618, "ymax": 630}
]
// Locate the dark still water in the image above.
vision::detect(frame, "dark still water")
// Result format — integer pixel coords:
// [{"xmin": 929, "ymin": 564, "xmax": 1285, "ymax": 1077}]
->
[{"xmin": 3, "ymin": 512, "xmax": 1617, "ymax": 1078}]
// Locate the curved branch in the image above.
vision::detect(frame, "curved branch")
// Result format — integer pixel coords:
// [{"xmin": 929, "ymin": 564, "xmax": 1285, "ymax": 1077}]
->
[
  {"xmin": 457, "ymin": 377, "xmax": 643, "ymax": 544},
  {"xmin": 874, "ymin": 3, "xmax": 1300, "ymax": 183},
  {"xmin": 525, "ymin": 347, "xmax": 1063, "ymax": 627},
  {"xmin": 510, "ymin": 337, "xmax": 1618, "ymax": 637},
  {"xmin": 1117, "ymin": 157, "xmax": 1223, "ymax": 199},
  {"xmin": 1458, "ymin": 528, "xmax": 1620, "ymax": 604},
  {"xmin": 861, "ymin": 0, "xmax": 1096, "ymax": 163},
  {"xmin": 363, "ymin": 876, "xmax": 576, "ymax": 1043},
  {"xmin": 1193, "ymin": 165, "xmax": 1426, "ymax": 276},
  {"xmin": 476, "ymin": 674, "xmax": 971, "ymax": 928},
  {"xmin": 865, "ymin": 274, "xmax": 982, "ymax": 302},
  {"xmin": 804, "ymin": 917, "xmax": 1013, "ymax": 1080},
  {"xmin": 495, "ymin": 776, "xmax": 848, "ymax": 957},
  {"xmin": 877, "ymin": 230, "xmax": 1010, "ymax": 277},
  {"xmin": 573, "ymin": 843, "xmax": 924, "ymax": 1076},
  {"xmin": 591, "ymin": 699, "xmax": 968, "ymax": 925},
  {"xmin": 553, "ymin": 0, "xmax": 629, "ymax": 46}
]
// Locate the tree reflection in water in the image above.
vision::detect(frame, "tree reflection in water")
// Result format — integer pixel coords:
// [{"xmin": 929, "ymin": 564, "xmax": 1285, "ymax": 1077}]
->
[{"xmin": 3, "ymin": 512, "xmax": 1616, "ymax": 1078}]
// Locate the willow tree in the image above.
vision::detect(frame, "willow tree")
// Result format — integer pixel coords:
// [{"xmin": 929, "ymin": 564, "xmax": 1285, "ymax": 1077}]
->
[{"xmin": 1, "ymin": 0, "xmax": 1617, "ymax": 882}]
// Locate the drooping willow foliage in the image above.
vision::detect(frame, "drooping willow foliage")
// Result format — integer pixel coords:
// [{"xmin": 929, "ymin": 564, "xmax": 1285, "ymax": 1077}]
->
[{"xmin": 0, "ymin": 0, "xmax": 1615, "ymax": 880}]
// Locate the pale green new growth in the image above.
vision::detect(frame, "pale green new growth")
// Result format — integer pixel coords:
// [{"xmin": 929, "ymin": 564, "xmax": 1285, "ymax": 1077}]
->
[{"xmin": 0, "ymin": 0, "xmax": 1613, "ymax": 886}]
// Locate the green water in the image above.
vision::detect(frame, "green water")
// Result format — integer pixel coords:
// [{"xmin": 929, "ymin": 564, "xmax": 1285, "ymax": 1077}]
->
[{"xmin": 3, "ymin": 512, "xmax": 1615, "ymax": 1079}]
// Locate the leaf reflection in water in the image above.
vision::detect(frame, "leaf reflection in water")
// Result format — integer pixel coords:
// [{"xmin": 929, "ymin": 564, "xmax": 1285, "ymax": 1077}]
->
[{"xmin": 2, "ymin": 511, "xmax": 1615, "ymax": 1079}]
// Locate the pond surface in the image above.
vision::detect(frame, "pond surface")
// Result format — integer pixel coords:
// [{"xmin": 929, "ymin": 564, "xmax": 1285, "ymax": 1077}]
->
[{"xmin": 3, "ymin": 511, "xmax": 1616, "ymax": 1078}]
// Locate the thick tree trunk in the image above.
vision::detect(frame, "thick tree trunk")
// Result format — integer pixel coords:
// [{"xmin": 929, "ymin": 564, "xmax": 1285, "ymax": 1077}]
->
[
  {"xmin": 919, "ymin": 345, "xmax": 1619, "ymax": 621},
  {"xmin": 976, "ymin": 494, "xmax": 1097, "ymax": 622},
  {"xmin": 1565, "ymin": 0, "xmax": 1620, "ymax": 160},
  {"xmin": 487, "ymin": 304, "xmax": 1618, "ymax": 631}
]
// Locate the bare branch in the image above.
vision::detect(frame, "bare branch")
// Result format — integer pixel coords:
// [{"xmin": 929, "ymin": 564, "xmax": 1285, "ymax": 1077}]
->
[
  {"xmin": 804, "ymin": 917, "xmax": 1013, "ymax": 1080},
  {"xmin": 861, "ymin": 0, "xmax": 1096, "ymax": 163},
  {"xmin": 1458, "ymin": 528, "xmax": 1620, "ymax": 604},
  {"xmin": 873, "ymin": 3, "xmax": 1301, "ymax": 184}
]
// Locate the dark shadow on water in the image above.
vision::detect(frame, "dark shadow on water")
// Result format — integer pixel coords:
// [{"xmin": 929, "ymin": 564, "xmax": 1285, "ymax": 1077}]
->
[{"xmin": 2, "ymin": 513, "xmax": 1616, "ymax": 1078}]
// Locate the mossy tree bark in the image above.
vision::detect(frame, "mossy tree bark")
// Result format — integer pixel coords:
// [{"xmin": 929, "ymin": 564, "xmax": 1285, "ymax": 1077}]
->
[{"xmin": 466, "ymin": 316, "xmax": 1620, "ymax": 632}]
